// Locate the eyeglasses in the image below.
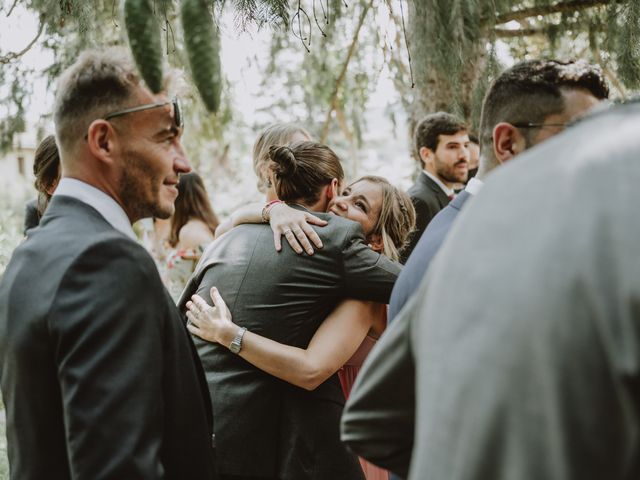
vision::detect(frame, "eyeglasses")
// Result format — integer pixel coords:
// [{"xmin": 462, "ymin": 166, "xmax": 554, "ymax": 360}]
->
[
  {"xmin": 103, "ymin": 98, "xmax": 182, "ymax": 129},
  {"xmin": 511, "ymin": 122, "xmax": 568, "ymax": 129}
]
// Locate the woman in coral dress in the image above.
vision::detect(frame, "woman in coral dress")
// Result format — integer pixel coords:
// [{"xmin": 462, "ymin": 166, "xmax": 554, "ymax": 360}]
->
[{"xmin": 339, "ymin": 309, "xmax": 389, "ymax": 480}]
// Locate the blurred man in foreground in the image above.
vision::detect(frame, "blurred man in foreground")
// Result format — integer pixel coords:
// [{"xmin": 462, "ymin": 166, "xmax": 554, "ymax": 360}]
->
[{"xmin": 344, "ymin": 99, "xmax": 640, "ymax": 480}]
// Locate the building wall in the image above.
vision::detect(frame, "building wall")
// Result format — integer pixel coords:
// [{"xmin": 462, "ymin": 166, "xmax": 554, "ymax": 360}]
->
[{"xmin": 0, "ymin": 132, "xmax": 38, "ymax": 199}]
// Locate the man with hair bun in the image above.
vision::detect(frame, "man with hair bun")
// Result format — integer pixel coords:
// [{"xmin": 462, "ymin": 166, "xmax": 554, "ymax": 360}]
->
[
  {"xmin": 179, "ymin": 140, "xmax": 401, "ymax": 480},
  {"xmin": 0, "ymin": 48, "xmax": 216, "ymax": 479}
]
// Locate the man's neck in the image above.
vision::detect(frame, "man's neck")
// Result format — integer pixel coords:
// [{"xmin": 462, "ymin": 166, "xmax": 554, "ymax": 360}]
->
[{"xmin": 301, "ymin": 197, "xmax": 328, "ymax": 213}]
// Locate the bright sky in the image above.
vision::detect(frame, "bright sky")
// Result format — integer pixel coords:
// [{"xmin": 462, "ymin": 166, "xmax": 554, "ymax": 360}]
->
[{"xmin": 0, "ymin": 4, "xmax": 54, "ymax": 122}]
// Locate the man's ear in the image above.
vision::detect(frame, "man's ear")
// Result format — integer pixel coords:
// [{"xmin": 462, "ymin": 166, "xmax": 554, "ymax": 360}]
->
[
  {"xmin": 86, "ymin": 120, "xmax": 119, "ymax": 166},
  {"xmin": 492, "ymin": 122, "xmax": 526, "ymax": 164},
  {"xmin": 418, "ymin": 146, "xmax": 433, "ymax": 170},
  {"xmin": 367, "ymin": 233, "xmax": 384, "ymax": 254},
  {"xmin": 327, "ymin": 178, "xmax": 340, "ymax": 200}
]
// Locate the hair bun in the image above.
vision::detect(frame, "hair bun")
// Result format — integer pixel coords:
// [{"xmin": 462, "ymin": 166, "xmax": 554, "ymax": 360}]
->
[{"xmin": 269, "ymin": 145, "xmax": 298, "ymax": 178}]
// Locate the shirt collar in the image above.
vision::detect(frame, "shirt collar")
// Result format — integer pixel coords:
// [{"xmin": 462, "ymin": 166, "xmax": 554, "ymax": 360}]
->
[
  {"xmin": 53, "ymin": 178, "xmax": 137, "ymax": 240},
  {"xmin": 465, "ymin": 177, "xmax": 484, "ymax": 196},
  {"xmin": 422, "ymin": 170, "xmax": 455, "ymax": 197}
]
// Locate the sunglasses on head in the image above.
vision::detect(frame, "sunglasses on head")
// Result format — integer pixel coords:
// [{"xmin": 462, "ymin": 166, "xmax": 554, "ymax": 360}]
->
[{"xmin": 103, "ymin": 97, "xmax": 182, "ymax": 129}]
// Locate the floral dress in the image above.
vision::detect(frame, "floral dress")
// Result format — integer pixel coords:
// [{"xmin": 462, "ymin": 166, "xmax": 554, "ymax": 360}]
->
[{"xmin": 164, "ymin": 245, "xmax": 206, "ymax": 302}]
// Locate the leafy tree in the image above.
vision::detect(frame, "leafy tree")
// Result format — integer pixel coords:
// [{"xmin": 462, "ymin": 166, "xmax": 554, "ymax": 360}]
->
[
  {"xmin": 2, "ymin": 0, "xmax": 639, "ymax": 153},
  {"xmin": 405, "ymin": 0, "xmax": 640, "ymax": 130}
]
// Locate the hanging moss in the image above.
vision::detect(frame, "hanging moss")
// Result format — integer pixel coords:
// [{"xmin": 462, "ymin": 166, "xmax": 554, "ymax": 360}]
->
[{"xmin": 617, "ymin": 1, "xmax": 640, "ymax": 88}]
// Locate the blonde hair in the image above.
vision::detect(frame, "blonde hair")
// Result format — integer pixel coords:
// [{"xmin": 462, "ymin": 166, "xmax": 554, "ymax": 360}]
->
[
  {"xmin": 252, "ymin": 123, "xmax": 311, "ymax": 193},
  {"xmin": 353, "ymin": 176, "xmax": 416, "ymax": 262}
]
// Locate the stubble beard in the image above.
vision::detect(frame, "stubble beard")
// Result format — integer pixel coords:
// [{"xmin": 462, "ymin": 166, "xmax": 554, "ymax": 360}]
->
[
  {"xmin": 437, "ymin": 160, "xmax": 468, "ymax": 184},
  {"xmin": 119, "ymin": 150, "xmax": 172, "ymax": 222}
]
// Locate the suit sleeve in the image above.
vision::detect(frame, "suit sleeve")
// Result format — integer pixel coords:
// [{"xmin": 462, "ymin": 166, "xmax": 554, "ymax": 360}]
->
[
  {"xmin": 341, "ymin": 296, "xmax": 417, "ymax": 478},
  {"xmin": 49, "ymin": 239, "xmax": 167, "ymax": 479},
  {"xmin": 341, "ymin": 222, "xmax": 401, "ymax": 303},
  {"xmin": 401, "ymin": 196, "xmax": 435, "ymax": 264},
  {"xmin": 23, "ymin": 200, "xmax": 40, "ymax": 234}
]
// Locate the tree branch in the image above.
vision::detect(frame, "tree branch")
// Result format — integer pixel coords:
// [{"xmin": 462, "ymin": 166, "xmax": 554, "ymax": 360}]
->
[
  {"xmin": 494, "ymin": 21, "xmax": 605, "ymax": 38},
  {"xmin": 494, "ymin": 27, "xmax": 546, "ymax": 38},
  {"xmin": 6, "ymin": 0, "xmax": 19, "ymax": 17},
  {"xmin": 494, "ymin": 0, "xmax": 614, "ymax": 25},
  {"xmin": 0, "ymin": 14, "xmax": 44, "ymax": 64},
  {"xmin": 320, "ymin": 0, "xmax": 373, "ymax": 143}
]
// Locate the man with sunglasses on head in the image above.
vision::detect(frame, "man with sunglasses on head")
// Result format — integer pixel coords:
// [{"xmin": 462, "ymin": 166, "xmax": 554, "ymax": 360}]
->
[{"xmin": 0, "ymin": 48, "xmax": 216, "ymax": 479}]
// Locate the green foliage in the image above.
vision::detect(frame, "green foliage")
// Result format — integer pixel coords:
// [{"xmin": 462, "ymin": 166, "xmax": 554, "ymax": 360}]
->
[
  {"xmin": 0, "ymin": 191, "xmax": 28, "ymax": 278},
  {"xmin": 406, "ymin": 0, "xmax": 640, "ymax": 125},
  {"xmin": 615, "ymin": 1, "xmax": 640, "ymax": 88},
  {"xmin": 469, "ymin": 44, "xmax": 502, "ymax": 132},
  {"xmin": 125, "ymin": 0, "xmax": 165, "ymax": 93},
  {"xmin": 182, "ymin": 0, "xmax": 222, "ymax": 112},
  {"xmin": 223, "ymin": 0, "xmax": 290, "ymax": 30},
  {"xmin": 3, "ymin": 0, "xmax": 640, "ymax": 157},
  {"xmin": 258, "ymin": 0, "xmax": 381, "ymax": 164},
  {"xmin": 0, "ymin": 65, "xmax": 29, "ymax": 152}
]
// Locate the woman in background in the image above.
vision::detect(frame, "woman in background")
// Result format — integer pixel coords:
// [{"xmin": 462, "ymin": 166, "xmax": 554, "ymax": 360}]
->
[
  {"xmin": 215, "ymin": 123, "xmax": 312, "ymax": 238},
  {"xmin": 252, "ymin": 123, "xmax": 312, "ymax": 201},
  {"xmin": 24, "ymin": 135, "xmax": 60, "ymax": 233},
  {"xmin": 165, "ymin": 172, "xmax": 219, "ymax": 300}
]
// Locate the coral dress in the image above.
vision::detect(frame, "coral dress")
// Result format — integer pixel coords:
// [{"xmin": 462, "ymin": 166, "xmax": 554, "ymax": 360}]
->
[{"xmin": 339, "ymin": 326, "xmax": 389, "ymax": 480}]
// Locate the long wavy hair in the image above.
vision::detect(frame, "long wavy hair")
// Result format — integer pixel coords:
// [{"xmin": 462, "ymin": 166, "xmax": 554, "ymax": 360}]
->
[
  {"xmin": 33, "ymin": 135, "xmax": 61, "ymax": 216},
  {"xmin": 169, "ymin": 172, "xmax": 219, "ymax": 247},
  {"xmin": 353, "ymin": 176, "xmax": 416, "ymax": 262}
]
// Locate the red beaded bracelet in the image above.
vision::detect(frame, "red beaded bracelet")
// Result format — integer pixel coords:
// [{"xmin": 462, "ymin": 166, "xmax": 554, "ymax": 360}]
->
[{"xmin": 261, "ymin": 200, "xmax": 283, "ymax": 223}]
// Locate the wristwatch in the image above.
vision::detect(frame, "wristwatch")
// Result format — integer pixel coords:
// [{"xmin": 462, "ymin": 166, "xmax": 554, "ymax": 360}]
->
[{"xmin": 229, "ymin": 327, "xmax": 247, "ymax": 354}]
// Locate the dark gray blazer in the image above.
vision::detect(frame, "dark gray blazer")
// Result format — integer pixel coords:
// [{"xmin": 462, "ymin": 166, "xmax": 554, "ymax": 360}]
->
[
  {"xmin": 401, "ymin": 172, "xmax": 451, "ymax": 263},
  {"xmin": 0, "ymin": 196, "xmax": 216, "ymax": 480},
  {"xmin": 343, "ymin": 100, "xmax": 640, "ymax": 480},
  {"xmin": 179, "ymin": 209, "xmax": 401, "ymax": 480},
  {"xmin": 23, "ymin": 198, "xmax": 40, "ymax": 234}
]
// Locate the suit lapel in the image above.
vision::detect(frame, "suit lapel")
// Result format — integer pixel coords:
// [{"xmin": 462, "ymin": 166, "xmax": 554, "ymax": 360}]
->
[{"xmin": 419, "ymin": 172, "xmax": 451, "ymax": 207}]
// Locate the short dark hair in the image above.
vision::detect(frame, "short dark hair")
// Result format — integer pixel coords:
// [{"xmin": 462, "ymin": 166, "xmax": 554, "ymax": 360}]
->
[
  {"xmin": 270, "ymin": 141, "xmax": 344, "ymax": 205},
  {"xmin": 479, "ymin": 59, "xmax": 609, "ymax": 152},
  {"xmin": 468, "ymin": 133, "xmax": 479, "ymax": 144},
  {"xmin": 414, "ymin": 112, "xmax": 467, "ymax": 159}
]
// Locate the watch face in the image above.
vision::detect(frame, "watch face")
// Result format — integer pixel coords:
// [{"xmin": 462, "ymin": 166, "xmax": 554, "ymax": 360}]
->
[{"xmin": 230, "ymin": 341, "xmax": 241, "ymax": 354}]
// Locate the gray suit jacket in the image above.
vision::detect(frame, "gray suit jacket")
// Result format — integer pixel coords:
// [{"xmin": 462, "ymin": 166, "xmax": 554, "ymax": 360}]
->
[
  {"xmin": 343, "ymin": 100, "xmax": 640, "ymax": 480},
  {"xmin": 0, "ymin": 196, "xmax": 216, "ymax": 480},
  {"xmin": 389, "ymin": 189, "xmax": 472, "ymax": 322},
  {"xmin": 179, "ymin": 209, "xmax": 401, "ymax": 479}
]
